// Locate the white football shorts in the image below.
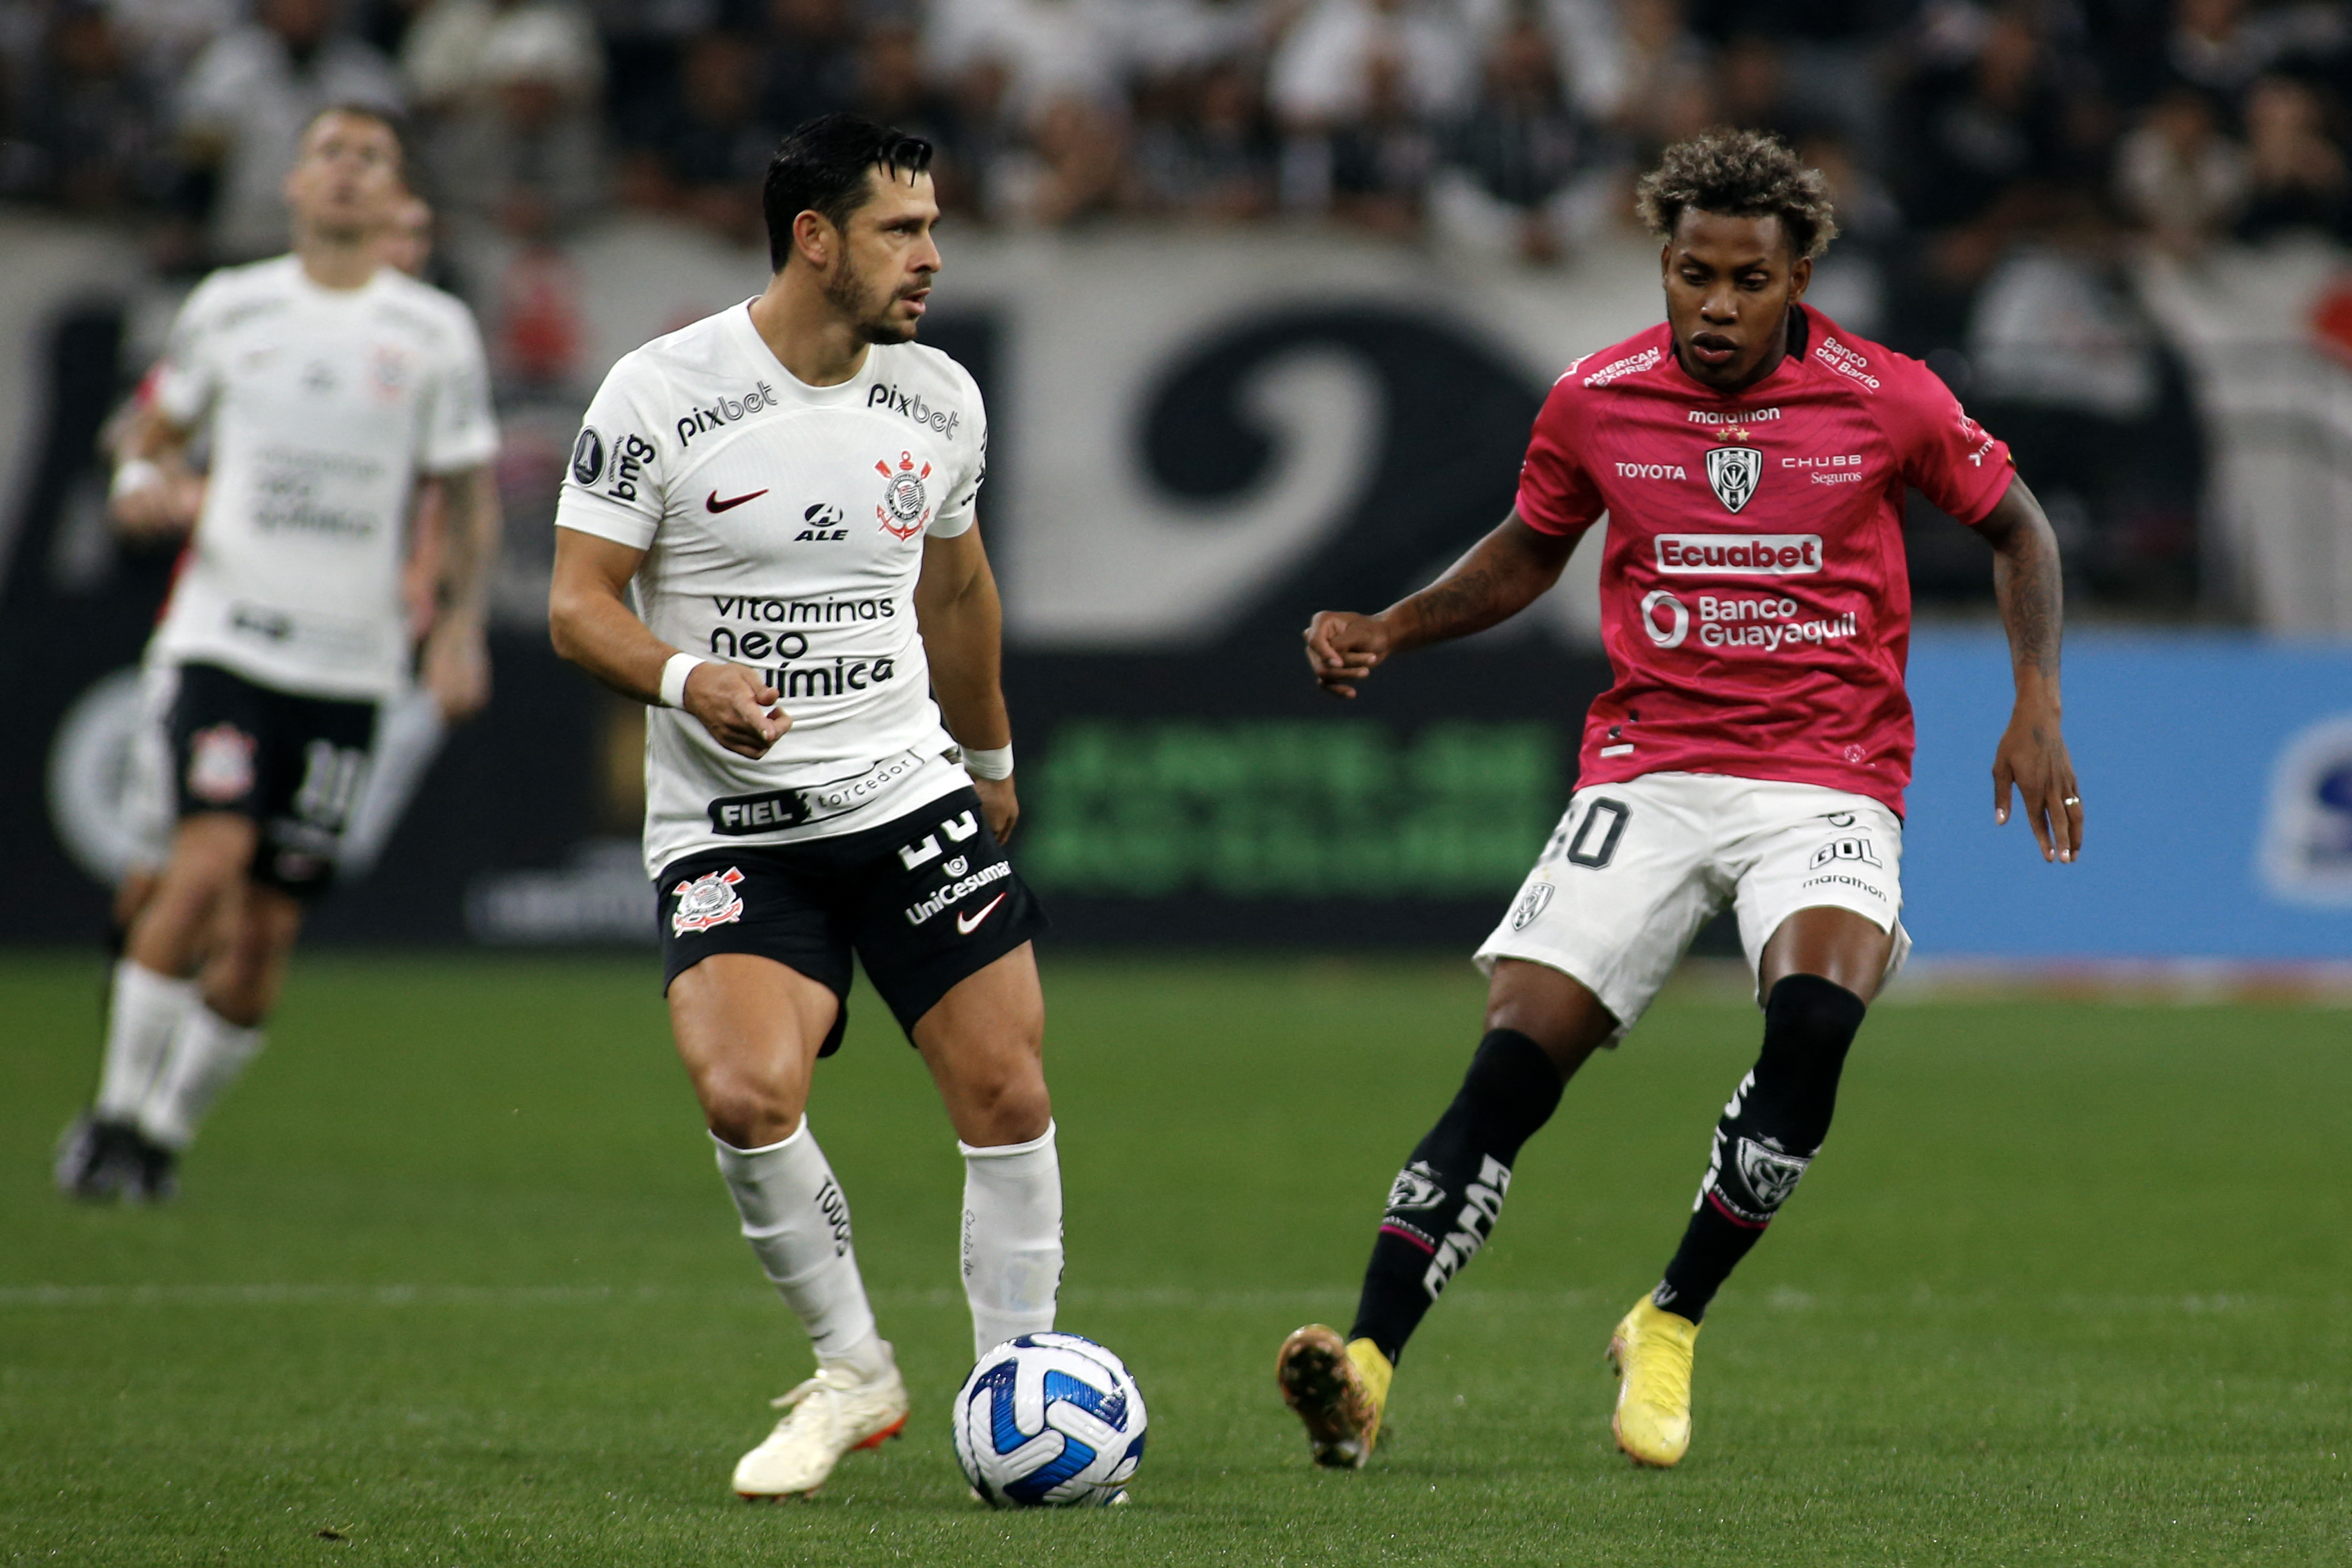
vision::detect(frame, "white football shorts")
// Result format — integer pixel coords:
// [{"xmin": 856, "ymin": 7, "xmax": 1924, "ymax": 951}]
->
[{"xmin": 1474, "ymin": 772, "xmax": 1910, "ymax": 1038}]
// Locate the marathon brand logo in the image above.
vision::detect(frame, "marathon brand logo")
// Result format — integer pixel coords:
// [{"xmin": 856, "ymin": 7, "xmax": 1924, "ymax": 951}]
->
[
  {"xmin": 1814, "ymin": 334, "xmax": 1881, "ymax": 391},
  {"xmin": 1698, "ymin": 594, "xmax": 1859, "ymax": 651},
  {"xmin": 1582, "ymin": 345, "xmax": 1663, "ymax": 387},
  {"xmin": 1688, "ymin": 407, "xmax": 1781, "ymax": 425},
  {"xmin": 675, "ymin": 382, "xmax": 778, "ymax": 447},
  {"xmin": 867, "ymin": 381, "xmax": 960, "ymax": 439},
  {"xmin": 1657, "ymin": 534, "xmax": 1823, "ymax": 574},
  {"xmin": 1419, "ymin": 1155, "xmax": 1512, "ymax": 1303},
  {"xmin": 1616, "ymin": 461, "xmax": 1688, "ymax": 480}
]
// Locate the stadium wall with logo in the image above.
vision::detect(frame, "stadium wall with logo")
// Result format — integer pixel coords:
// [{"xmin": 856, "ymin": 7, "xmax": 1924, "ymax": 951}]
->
[{"xmin": 5, "ymin": 218, "xmax": 2349, "ymax": 960}]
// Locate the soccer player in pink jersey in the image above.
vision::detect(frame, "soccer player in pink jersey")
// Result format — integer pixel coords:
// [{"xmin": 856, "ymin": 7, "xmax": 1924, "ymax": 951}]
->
[{"xmin": 1275, "ymin": 128, "xmax": 2083, "ymax": 1471}]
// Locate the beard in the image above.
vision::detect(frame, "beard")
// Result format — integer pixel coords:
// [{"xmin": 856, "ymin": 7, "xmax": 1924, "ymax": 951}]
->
[{"xmin": 826, "ymin": 251, "xmax": 918, "ymax": 345}]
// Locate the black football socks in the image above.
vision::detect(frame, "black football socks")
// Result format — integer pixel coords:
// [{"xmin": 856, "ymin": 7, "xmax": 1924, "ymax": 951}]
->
[
  {"xmin": 1653, "ymin": 973, "xmax": 1868, "ymax": 1321},
  {"xmin": 1349, "ymin": 1029, "xmax": 1566, "ymax": 1366}
]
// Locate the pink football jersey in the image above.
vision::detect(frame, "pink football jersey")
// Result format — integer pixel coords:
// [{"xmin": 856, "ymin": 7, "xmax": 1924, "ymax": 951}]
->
[{"xmin": 1515, "ymin": 305, "xmax": 2016, "ymax": 816}]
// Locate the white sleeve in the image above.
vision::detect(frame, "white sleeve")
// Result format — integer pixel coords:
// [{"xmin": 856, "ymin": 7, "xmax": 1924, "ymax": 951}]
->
[
  {"xmin": 149, "ymin": 278, "xmax": 223, "ymax": 429},
  {"xmin": 418, "ymin": 308, "xmax": 500, "ymax": 474},
  {"xmin": 554, "ymin": 358, "xmax": 669, "ymax": 551},
  {"xmin": 929, "ymin": 376, "xmax": 987, "ymax": 539}
]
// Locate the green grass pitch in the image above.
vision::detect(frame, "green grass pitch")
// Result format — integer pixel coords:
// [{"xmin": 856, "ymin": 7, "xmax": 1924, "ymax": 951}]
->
[{"xmin": 3, "ymin": 950, "xmax": 2348, "ymax": 1565}]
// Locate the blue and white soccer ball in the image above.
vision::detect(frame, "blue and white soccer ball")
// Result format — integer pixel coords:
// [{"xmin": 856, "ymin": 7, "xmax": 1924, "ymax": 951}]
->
[{"xmin": 952, "ymin": 1332, "xmax": 1147, "ymax": 1507}]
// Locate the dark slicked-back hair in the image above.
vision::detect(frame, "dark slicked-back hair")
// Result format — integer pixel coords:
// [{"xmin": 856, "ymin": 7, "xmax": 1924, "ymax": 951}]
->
[
  {"xmin": 762, "ymin": 113, "xmax": 935, "ymax": 271},
  {"xmin": 1635, "ymin": 127, "xmax": 1838, "ymax": 260}
]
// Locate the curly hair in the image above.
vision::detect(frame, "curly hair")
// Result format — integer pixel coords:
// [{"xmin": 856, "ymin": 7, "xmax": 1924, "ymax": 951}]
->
[{"xmin": 1635, "ymin": 128, "xmax": 1839, "ymax": 260}]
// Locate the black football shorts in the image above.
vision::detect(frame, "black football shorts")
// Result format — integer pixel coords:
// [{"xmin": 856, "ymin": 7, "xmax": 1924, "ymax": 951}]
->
[
  {"xmin": 167, "ymin": 661, "xmax": 379, "ymax": 897},
  {"xmin": 656, "ymin": 786, "xmax": 1048, "ymax": 1054}
]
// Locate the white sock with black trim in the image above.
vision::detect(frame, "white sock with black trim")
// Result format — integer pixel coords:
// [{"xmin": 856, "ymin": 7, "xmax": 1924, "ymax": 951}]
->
[
  {"xmin": 137, "ymin": 1005, "xmax": 265, "ymax": 1151},
  {"xmin": 712, "ymin": 1125, "xmax": 881, "ymax": 1368},
  {"xmin": 960, "ymin": 1120, "xmax": 1063, "ymax": 1359},
  {"xmin": 93, "ymin": 961, "xmax": 198, "ymax": 1124}
]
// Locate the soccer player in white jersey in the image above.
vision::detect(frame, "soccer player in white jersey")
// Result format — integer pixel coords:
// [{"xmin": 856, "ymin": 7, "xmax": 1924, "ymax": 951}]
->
[
  {"xmin": 55, "ymin": 106, "xmax": 502, "ymax": 1202},
  {"xmin": 548, "ymin": 115, "xmax": 1059, "ymax": 1500}
]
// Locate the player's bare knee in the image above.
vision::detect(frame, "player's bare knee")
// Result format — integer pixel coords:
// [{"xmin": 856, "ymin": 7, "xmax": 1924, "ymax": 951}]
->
[
  {"xmin": 954, "ymin": 1063, "xmax": 1051, "ymax": 1146},
  {"xmin": 1482, "ymin": 962, "xmax": 1614, "ymax": 1079},
  {"xmin": 695, "ymin": 1063, "xmax": 804, "ymax": 1149}
]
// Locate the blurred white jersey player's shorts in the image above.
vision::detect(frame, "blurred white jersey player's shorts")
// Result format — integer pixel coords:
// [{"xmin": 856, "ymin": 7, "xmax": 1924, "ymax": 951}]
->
[{"xmin": 1475, "ymin": 772, "xmax": 1909, "ymax": 1039}]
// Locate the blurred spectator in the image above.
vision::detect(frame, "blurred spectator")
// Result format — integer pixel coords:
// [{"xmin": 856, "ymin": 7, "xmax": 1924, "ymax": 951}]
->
[
  {"xmin": 1896, "ymin": 7, "xmax": 2065, "ymax": 240},
  {"xmin": 1435, "ymin": 3, "xmax": 1588, "ymax": 262},
  {"xmin": 2165, "ymin": 0, "xmax": 2347, "ymax": 100},
  {"xmin": 0, "ymin": 2, "xmax": 169, "ymax": 213},
  {"xmin": 851, "ymin": 23, "xmax": 983, "ymax": 214},
  {"xmin": 2235, "ymin": 72, "xmax": 2351, "ymax": 241},
  {"xmin": 759, "ymin": 0, "xmax": 860, "ymax": 125},
  {"xmin": 176, "ymin": 0, "xmax": 404, "ymax": 261},
  {"xmin": 1606, "ymin": 0, "xmax": 1713, "ymax": 149},
  {"xmin": 1270, "ymin": 0, "xmax": 1475, "ymax": 222},
  {"xmin": 401, "ymin": 0, "xmax": 602, "ymax": 111},
  {"xmin": 2113, "ymin": 85, "xmax": 2248, "ymax": 247},
  {"xmin": 618, "ymin": 27, "xmax": 771, "ymax": 239},
  {"xmin": 1132, "ymin": 59, "xmax": 1279, "ymax": 220},
  {"xmin": 423, "ymin": 5, "xmax": 603, "ymax": 237},
  {"xmin": 1800, "ymin": 130, "xmax": 1899, "ymax": 334}
]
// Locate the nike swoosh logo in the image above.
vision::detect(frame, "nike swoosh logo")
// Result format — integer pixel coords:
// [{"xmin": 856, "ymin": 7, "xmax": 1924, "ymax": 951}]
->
[
  {"xmin": 705, "ymin": 488, "xmax": 768, "ymax": 513},
  {"xmin": 956, "ymin": 892, "xmax": 1008, "ymax": 935}
]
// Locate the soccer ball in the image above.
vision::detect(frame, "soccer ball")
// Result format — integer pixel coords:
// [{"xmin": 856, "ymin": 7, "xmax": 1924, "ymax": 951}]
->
[{"xmin": 952, "ymin": 1332, "xmax": 1147, "ymax": 1507}]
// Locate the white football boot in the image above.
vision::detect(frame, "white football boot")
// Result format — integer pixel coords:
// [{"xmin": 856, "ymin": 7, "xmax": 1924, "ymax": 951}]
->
[{"xmin": 732, "ymin": 1348, "xmax": 910, "ymax": 1499}]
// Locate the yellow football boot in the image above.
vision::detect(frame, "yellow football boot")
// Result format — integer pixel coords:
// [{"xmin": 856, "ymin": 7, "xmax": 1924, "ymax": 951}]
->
[
  {"xmin": 1606, "ymin": 1296, "xmax": 1700, "ymax": 1467},
  {"xmin": 1276, "ymin": 1325, "xmax": 1394, "ymax": 1469}
]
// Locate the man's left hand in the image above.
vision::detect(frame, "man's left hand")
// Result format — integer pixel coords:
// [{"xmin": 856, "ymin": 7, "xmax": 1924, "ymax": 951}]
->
[
  {"xmin": 422, "ymin": 617, "xmax": 491, "ymax": 722},
  {"xmin": 1992, "ymin": 701, "xmax": 2081, "ymax": 863}
]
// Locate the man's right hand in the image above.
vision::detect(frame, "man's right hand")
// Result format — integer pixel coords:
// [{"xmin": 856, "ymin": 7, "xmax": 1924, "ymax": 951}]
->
[
  {"xmin": 683, "ymin": 661, "xmax": 791, "ymax": 758},
  {"xmin": 110, "ymin": 468, "xmax": 204, "ymax": 540},
  {"xmin": 1303, "ymin": 611, "xmax": 1394, "ymax": 699}
]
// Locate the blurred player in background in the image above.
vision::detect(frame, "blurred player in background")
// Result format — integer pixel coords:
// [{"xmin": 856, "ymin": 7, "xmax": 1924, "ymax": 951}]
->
[
  {"xmin": 1278, "ymin": 128, "xmax": 2083, "ymax": 1472},
  {"xmin": 549, "ymin": 115, "xmax": 1057, "ymax": 1500},
  {"xmin": 107, "ymin": 192, "xmax": 469, "ymax": 930},
  {"xmin": 56, "ymin": 108, "xmax": 500, "ymax": 1203}
]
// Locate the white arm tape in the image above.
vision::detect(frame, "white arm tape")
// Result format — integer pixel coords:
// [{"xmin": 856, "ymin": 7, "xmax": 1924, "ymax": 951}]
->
[
  {"xmin": 658, "ymin": 652, "xmax": 705, "ymax": 709},
  {"xmin": 962, "ymin": 743, "xmax": 1014, "ymax": 780},
  {"xmin": 111, "ymin": 458, "xmax": 164, "ymax": 501}
]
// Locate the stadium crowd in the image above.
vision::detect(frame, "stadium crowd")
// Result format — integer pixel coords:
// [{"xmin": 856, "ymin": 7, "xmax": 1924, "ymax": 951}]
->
[{"xmin": 1, "ymin": 0, "xmax": 2347, "ymax": 609}]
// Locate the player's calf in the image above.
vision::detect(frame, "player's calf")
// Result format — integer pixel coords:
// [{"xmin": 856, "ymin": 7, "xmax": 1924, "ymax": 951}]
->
[
  {"xmin": 1653, "ymin": 973, "xmax": 1866, "ymax": 1321},
  {"xmin": 1348, "ymin": 1027, "xmax": 1566, "ymax": 1368}
]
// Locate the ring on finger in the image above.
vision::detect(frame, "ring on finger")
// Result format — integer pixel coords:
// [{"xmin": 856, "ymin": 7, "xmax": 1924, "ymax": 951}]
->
[{"xmin": 2062, "ymin": 795, "xmax": 2081, "ymax": 806}]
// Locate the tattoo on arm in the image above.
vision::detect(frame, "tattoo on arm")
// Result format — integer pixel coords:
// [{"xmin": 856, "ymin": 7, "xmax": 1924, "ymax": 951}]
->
[
  {"xmin": 1390, "ymin": 520, "xmax": 1571, "ymax": 649},
  {"xmin": 1993, "ymin": 516, "xmax": 2062, "ymax": 682}
]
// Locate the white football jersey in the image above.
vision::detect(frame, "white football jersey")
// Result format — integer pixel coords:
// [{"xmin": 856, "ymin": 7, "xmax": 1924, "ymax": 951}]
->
[
  {"xmin": 553, "ymin": 302, "xmax": 988, "ymax": 879},
  {"xmin": 149, "ymin": 256, "xmax": 499, "ymax": 701}
]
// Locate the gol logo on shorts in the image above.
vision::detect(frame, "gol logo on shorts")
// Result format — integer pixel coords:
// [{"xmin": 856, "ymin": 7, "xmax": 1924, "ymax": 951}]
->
[{"xmin": 672, "ymin": 866, "xmax": 747, "ymax": 935}]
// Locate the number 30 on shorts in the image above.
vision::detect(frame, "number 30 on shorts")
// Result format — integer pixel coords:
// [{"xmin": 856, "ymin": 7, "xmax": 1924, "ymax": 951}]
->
[{"xmin": 1550, "ymin": 797, "xmax": 1629, "ymax": 870}]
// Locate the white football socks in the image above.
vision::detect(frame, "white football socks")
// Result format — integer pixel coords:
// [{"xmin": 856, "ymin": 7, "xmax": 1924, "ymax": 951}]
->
[
  {"xmin": 93, "ymin": 961, "xmax": 198, "ymax": 1123},
  {"xmin": 138, "ymin": 1005, "xmax": 265, "ymax": 1151},
  {"xmin": 712, "ymin": 1125, "xmax": 880, "ymax": 1364},
  {"xmin": 960, "ymin": 1121, "xmax": 1064, "ymax": 1359}
]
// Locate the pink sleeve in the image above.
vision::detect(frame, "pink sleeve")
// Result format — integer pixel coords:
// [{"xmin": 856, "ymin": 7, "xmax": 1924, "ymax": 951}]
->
[
  {"xmin": 1514, "ymin": 378, "xmax": 1605, "ymax": 536},
  {"xmin": 1881, "ymin": 354, "xmax": 2015, "ymax": 526}
]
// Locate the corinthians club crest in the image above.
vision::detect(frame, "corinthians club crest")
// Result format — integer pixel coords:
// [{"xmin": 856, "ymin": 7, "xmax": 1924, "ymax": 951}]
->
[
  {"xmin": 671, "ymin": 866, "xmax": 746, "ymax": 935},
  {"xmin": 1705, "ymin": 444, "xmax": 1763, "ymax": 513},
  {"xmin": 875, "ymin": 450, "xmax": 933, "ymax": 540}
]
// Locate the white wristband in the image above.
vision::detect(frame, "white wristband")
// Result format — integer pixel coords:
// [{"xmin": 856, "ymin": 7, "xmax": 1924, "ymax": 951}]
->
[
  {"xmin": 111, "ymin": 458, "xmax": 164, "ymax": 501},
  {"xmin": 962, "ymin": 743, "xmax": 1014, "ymax": 780},
  {"xmin": 658, "ymin": 652, "xmax": 705, "ymax": 709}
]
